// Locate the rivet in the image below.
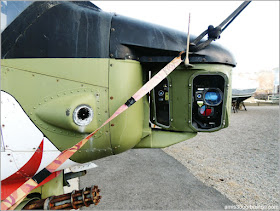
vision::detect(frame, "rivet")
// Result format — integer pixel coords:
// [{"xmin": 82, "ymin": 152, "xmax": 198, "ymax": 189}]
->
[
  {"xmin": 111, "ymin": 124, "xmax": 114, "ymax": 127},
  {"xmin": 188, "ymin": 120, "xmax": 191, "ymax": 123},
  {"xmin": 169, "ymin": 84, "xmax": 172, "ymax": 87},
  {"xmin": 189, "ymin": 84, "xmax": 192, "ymax": 87},
  {"xmin": 110, "ymin": 64, "xmax": 113, "ymax": 67},
  {"xmin": 110, "ymin": 54, "xmax": 114, "ymax": 57},
  {"xmin": 170, "ymin": 118, "xmax": 173, "ymax": 122},
  {"xmin": 110, "ymin": 96, "xmax": 114, "ymax": 100},
  {"xmin": 56, "ymin": 79, "xmax": 59, "ymax": 82},
  {"xmin": 111, "ymin": 28, "xmax": 115, "ymax": 32}
]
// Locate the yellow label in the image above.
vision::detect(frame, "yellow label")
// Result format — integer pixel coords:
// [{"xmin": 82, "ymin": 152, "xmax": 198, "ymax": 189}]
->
[{"xmin": 165, "ymin": 92, "xmax": 169, "ymax": 101}]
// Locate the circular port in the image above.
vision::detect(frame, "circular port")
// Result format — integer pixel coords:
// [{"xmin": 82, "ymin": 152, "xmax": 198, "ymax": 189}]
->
[
  {"xmin": 158, "ymin": 90, "xmax": 164, "ymax": 96},
  {"xmin": 73, "ymin": 105, "xmax": 93, "ymax": 126}
]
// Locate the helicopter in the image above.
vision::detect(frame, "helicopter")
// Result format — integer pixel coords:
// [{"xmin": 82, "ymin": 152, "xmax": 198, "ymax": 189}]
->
[{"xmin": 1, "ymin": 1, "xmax": 251, "ymax": 210}]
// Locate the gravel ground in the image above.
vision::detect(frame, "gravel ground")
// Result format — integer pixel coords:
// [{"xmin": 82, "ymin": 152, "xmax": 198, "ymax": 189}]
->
[{"xmin": 163, "ymin": 106, "xmax": 279, "ymax": 208}]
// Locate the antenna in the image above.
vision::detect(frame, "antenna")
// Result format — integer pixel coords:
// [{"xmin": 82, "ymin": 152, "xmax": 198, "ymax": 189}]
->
[{"xmin": 184, "ymin": 13, "xmax": 192, "ymax": 67}]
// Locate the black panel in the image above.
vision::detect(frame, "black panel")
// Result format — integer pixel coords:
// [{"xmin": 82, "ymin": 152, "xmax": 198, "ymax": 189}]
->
[
  {"xmin": 1, "ymin": 1, "xmax": 236, "ymax": 67},
  {"xmin": 153, "ymin": 78, "xmax": 170, "ymax": 127},
  {"xmin": 192, "ymin": 75, "xmax": 225, "ymax": 130},
  {"xmin": 110, "ymin": 14, "xmax": 236, "ymax": 66},
  {"xmin": 1, "ymin": 1, "xmax": 112, "ymax": 59}
]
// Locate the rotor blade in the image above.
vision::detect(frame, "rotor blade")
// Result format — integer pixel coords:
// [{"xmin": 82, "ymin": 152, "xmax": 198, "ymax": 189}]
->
[{"xmin": 219, "ymin": 1, "xmax": 251, "ymax": 32}]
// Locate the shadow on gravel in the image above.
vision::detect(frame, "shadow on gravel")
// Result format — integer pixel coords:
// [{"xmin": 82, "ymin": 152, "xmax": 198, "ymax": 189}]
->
[{"xmin": 80, "ymin": 148, "xmax": 235, "ymax": 210}]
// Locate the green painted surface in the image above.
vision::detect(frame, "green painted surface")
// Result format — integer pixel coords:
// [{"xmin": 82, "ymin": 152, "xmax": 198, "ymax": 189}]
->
[
  {"xmin": 1, "ymin": 58, "xmax": 233, "ymax": 159},
  {"xmin": 108, "ymin": 59, "xmax": 145, "ymax": 154},
  {"xmin": 15, "ymin": 198, "xmax": 40, "ymax": 210},
  {"xmin": 187, "ymin": 64, "xmax": 232, "ymax": 131},
  {"xmin": 1, "ymin": 58, "xmax": 109, "ymax": 87},
  {"xmin": 1, "ymin": 59, "xmax": 112, "ymax": 163},
  {"xmin": 150, "ymin": 63, "xmax": 232, "ymax": 133},
  {"xmin": 41, "ymin": 172, "xmax": 64, "ymax": 199},
  {"xmin": 135, "ymin": 130, "xmax": 197, "ymax": 148}
]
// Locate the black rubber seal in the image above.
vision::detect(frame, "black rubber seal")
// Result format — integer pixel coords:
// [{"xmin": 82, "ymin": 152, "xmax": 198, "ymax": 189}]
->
[
  {"xmin": 125, "ymin": 97, "xmax": 136, "ymax": 107},
  {"xmin": 32, "ymin": 168, "xmax": 52, "ymax": 184}
]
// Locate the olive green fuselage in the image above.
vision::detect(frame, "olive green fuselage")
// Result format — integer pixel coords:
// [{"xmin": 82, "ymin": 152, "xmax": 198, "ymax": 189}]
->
[{"xmin": 1, "ymin": 58, "xmax": 232, "ymax": 163}]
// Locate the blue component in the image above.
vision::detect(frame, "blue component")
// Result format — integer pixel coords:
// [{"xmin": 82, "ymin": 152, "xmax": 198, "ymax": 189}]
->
[
  {"xmin": 200, "ymin": 105, "xmax": 206, "ymax": 115},
  {"xmin": 204, "ymin": 90, "xmax": 222, "ymax": 105}
]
